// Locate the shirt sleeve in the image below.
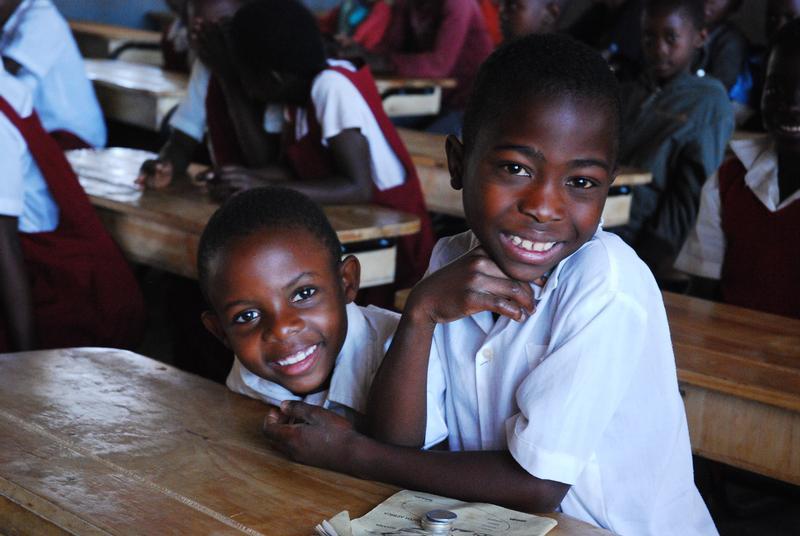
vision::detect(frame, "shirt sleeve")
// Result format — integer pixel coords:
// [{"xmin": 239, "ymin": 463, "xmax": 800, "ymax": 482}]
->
[
  {"xmin": 673, "ymin": 172, "xmax": 725, "ymax": 279},
  {"xmin": 506, "ymin": 290, "xmax": 648, "ymax": 485},
  {"xmin": 310, "ymin": 69, "xmax": 372, "ymax": 144},
  {"xmin": 169, "ymin": 60, "xmax": 210, "ymax": 141},
  {"xmin": 423, "ymin": 335, "xmax": 449, "ymax": 449}
]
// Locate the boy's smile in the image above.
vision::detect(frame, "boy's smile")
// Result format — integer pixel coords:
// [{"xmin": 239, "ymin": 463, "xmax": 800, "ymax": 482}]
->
[
  {"xmin": 642, "ymin": 9, "xmax": 705, "ymax": 85},
  {"xmin": 448, "ymin": 94, "xmax": 615, "ymax": 283},
  {"xmin": 202, "ymin": 228, "xmax": 358, "ymax": 395}
]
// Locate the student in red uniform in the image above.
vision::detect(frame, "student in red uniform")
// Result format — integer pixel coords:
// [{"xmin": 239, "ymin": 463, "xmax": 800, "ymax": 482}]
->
[
  {"xmin": 0, "ymin": 65, "xmax": 145, "ymax": 352},
  {"xmin": 202, "ymin": 0, "xmax": 435, "ymax": 297},
  {"xmin": 318, "ymin": 0, "xmax": 393, "ymax": 53},
  {"xmin": 675, "ymin": 19, "xmax": 800, "ymax": 319}
]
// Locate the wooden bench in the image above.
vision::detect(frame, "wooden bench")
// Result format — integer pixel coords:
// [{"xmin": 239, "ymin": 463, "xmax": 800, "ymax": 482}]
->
[
  {"xmin": 66, "ymin": 147, "xmax": 421, "ymax": 288},
  {"xmin": 0, "ymin": 347, "xmax": 611, "ymax": 535},
  {"xmin": 397, "ymin": 128, "xmax": 652, "ymax": 228},
  {"xmin": 69, "ymin": 20, "xmax": 162, "ymax": 65},
  {"xmin": 394, "ymin": 289, "xmax": 800, "ymax": 486}
]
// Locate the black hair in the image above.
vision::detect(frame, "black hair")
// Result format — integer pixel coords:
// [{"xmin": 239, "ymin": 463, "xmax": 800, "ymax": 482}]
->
[
  {"xmin": 197, "ymin": 187, "xmax": 343, "ymax": 300},
  {"xmin": 462, "ymin": 33, "xmax": 621, "ymax": 163},
  {"xmin": 229, "ymin": 0, "xmax": 326, "ymax": 79},
  {"xmin": 643, "ymin": 0, "xmax": 705, "ymax": 30},
  {"xmin": 771, "ymin": 17, "xmax": 800, "ymax": 56}
]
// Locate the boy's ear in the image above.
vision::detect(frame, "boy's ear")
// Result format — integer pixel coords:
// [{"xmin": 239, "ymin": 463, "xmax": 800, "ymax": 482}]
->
[
  {"xmin": 201, "ymin": 310, "xmax": 231, "ymax": 349},
  {"xmin": 694, "ymin": 27, "xmax": 708, "ymax": 48},
  {"xmin": 543, "ymin": 1, "xmax": 562, "ymax": 32},
  {"xmin": 445, "ymin": 134, "xmax": 466, "ymax": 191},
  {"xmin": 338, "ymin": 254, "xmax": 361, "ymax": 303}
]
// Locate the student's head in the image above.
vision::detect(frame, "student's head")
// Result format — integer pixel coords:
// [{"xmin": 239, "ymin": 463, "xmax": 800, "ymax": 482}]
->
[
  {"xmin": 230, "ymin": 0, "xmax": 327, "ymax": 104},
  {"xmin": 766, "ymin": 0, "xmax": 800, "ymax": 37},
  {"xmin": 762, "ymin": 18, "xmax": 800, "ymax": 153},
  {"xmin": 641, "ymin": 0, "xmax": 706, "ymax": 84},
  {"xmin": 187, "ymin": 0, "xmax": 243, "ymax": 24},
  {"xmin": 499, "ymin": 0, "xmax": 567, "ymax": 40},
  {"xmin": 702, "ymin": 0, "xmax": 742, "ymax": 28},
  {"xmin": 198, "ymin": 187, "xmax": 360, "ymax": 395},
  {"xmin": 450, "ymin": 34, "xmax": 620, "ymax": 283}
]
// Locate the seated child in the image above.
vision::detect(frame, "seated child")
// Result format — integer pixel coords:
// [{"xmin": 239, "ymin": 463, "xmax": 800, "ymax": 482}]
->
[
  {"xmin": 197, "ymin": 186, "xmax": 399, "ymax": 424},
  {"xmin": 0, "ymin": 65, "xmax": 144, "ymax": 352},
  {"xmin": 0, "ymin": 0, "xmax": 105, "ymax": 149},
  {"xmin": 613, "ymin": 0, "xmax": 734, "ymax": 282},
  {"xmin": 499, "ymin": 0, "xmax": 569, "ymax": 40},
  {"xmin": 675, "ymin": 19, "xmax": 800, "ymax": 319},
  {"xmin": 568, "ymin": 0, "xmax": 646, "ymax": 81},
  {"xmin": 691, "ymin": 0, "xmax": 750, "ymax": 97},
  {"xmin": 260, "ymin": 34, "xmax": 717, "ymax": 535},
  {"xmin": 318, "ymin": 0, "xmax": 393, "ymax": 53},
  {"xmin": 767, "ymin": 0, "xmax": 800, "ymax": 35}
]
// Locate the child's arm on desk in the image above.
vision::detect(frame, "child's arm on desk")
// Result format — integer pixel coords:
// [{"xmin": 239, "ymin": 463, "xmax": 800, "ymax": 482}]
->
[
  {"xmin": 136, "ymin": 129, "xmax": 198, "ymax": 189},
  {"xmin": 0, "ymin": 216, "xmax": 35, "ymax": 350}
]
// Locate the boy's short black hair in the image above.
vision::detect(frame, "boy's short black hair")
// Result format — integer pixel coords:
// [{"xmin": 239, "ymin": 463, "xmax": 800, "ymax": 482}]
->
[
  {"xmin": 230, "ymin": 0, "xmax": 326, "ymax": 78},
  {"xmin": 643, "ymin": 0, "xmax": 705, "ymax": 30},
  {"xmin": 462, "ymin": 33, "xmax": 621, "ymax": 163},
  {"xmin": 771, "ymin": 17, "xmax": 800, "ymax": 55},
  {"xmin": 197, "ymin": 187, "xmax": 343, "ymax": 300}
]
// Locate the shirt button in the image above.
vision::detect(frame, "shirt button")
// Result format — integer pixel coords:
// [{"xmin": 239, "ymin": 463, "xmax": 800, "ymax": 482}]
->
[{"xmin": 482, "ymin": 348, "xmax": 494, "ymax": 361}]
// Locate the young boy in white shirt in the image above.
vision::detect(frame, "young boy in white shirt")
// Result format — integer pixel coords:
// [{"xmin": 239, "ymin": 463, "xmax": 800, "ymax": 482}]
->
[
  {"xmin": 0, "ymin": 0, "xmax": 105, "ymax": 148},
  {"xmin": 261, "ymin": 33, "xmax": 717, "ymax": 535},
  {"xmin": 197, "ymin": 187, "xmax": 399, "ymax": 425}
]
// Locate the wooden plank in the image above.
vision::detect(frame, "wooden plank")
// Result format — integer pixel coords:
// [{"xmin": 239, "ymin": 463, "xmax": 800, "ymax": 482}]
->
[
  {"xmin": 0, "ymin": 348, "xmax": 609, "ymax": 535},
  {"xmin": 69, "ymin": 21, "xmax": 161, "ymax": 60},
  {"xmin": 66, "ymin": 148, "xmax": 420, "ymax": 286}
]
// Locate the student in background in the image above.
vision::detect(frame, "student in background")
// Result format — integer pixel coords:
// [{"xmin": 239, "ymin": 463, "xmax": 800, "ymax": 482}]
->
[
  {"xmin": 137, "ymin": 0, "xmax": 247, "ymax": 189},
  {"xmin": 569, "ymin": 0, "xmax": 645, "ymax": 81},
  {"xmin": 199, "ymin": 187, "xmax": 400, "ymax": 427},
  {"xmin": 613, "ymin": 0, "xmax": 733, "ymax": 284},
  {"xmin": 691, "ymin": 0, "xmax": 749, "ymax": 96},
  {"xmin": 766, "ymin": 0, "xmax": 800, "ymax": 37},
  {"xmin": 0, "ymin": 66, "xmax": 144, "ymax": 352},
  {"xmin": 0, "ymin": 0, "xmax": 105, "ymax": 149},
  {"xmin": 206, "ymin": 0, "xmax": 435, "ymax": 294},
  {"xmin": 675, "ymin": 19, "xmax": 800, "ymax": 319},
  {"xmin": 318, "ymin": 0, "xmax": 393, "ymax": 54},
  {"xmin": 260, "ymin": 34, "xmax": 716, "ymax": 536},
  {"xmin": 498, "ymin": 0, "xmax": 569, "ymax": 40}
]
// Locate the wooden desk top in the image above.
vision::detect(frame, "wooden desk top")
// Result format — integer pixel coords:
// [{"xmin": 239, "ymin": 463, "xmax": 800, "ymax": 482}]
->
[
  {"xmin": 83, "ymin": 58, "xmax": 188, "ymax": 96},
  {"xmin": 375, "ymin": 76, "xmax": 458, "ymax": 93},
  {"xmin": 667, "ymin": 292, "xmax": 800, "ymax": 413},
  {"xmin": 67, "ymin": 148, "xmax": 421, "ymax": 244},
  {"xmin": 0, "ymin": 348, "xmax": 609, "ymax": 535},
  {"xmin": 69, "ymin": 20, "xmax": 162, "ymax": 44},
  {"xmin": 397, "ymin": 128, "xmax": 653, "ymax": 187}
]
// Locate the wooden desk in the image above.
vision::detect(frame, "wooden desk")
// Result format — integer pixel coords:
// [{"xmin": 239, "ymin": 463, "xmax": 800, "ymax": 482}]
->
[
  {"xmin": 667, "ymin": 292, "xmax": 800, "ymax": 485},
  {"xmin": 66, "ymin": 148, "xmax": 421, "ymax": 288},
  {"xmin": 0, "ymin": 348, "xmax": 609, "ymax": 535},
  {"xmin": 70, "ymin": 21, "xmax": 162, "ymax": 64},
  {"xmin": 375, "ymin": 77, "xmax": 457, "ymax": 117},
  {"xmin": 83, "ymin": 59, "xmax": 188, "ymax": 131},
  {"xmin": 397, "ymin": 128, "xmax": 652, "ymax": 228}
]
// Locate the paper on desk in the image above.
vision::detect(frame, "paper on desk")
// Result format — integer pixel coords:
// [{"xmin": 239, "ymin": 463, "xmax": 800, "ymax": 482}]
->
[{"xmin": 319, "ymin": 490, "xmax": 557, "ymax": 535}]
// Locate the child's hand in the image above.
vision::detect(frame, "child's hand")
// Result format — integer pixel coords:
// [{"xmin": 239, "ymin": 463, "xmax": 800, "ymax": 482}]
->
[
  {"xmin": 136, "ymin": 159, "xmax": 174, "ymax": 189},
  {"xmin": 262, "ymin": 401, "xmax": 360, "ymax": 473},
  {"xmin": 407, "ymin": 246, "xmax": 535, "ymax": 325}
]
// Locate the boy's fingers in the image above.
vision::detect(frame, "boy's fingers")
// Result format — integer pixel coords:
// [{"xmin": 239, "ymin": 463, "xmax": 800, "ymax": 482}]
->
[
  {"xmin": 467, "ymin": 290, "xmax": 526, "ymax": 321},
  {"xmin": 280, "ymin": 400, "xmax": 319, "ymax": 424},
  {"xmin": 468, "ymin": 273, "xmax": 535, "ymax": 314}
]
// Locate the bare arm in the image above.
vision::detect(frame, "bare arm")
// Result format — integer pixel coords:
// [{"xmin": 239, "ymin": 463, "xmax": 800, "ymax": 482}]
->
[
  {"xmin": 136, "ymin": 128, "xmax": 198, "ymax": 189},
  {"xmin": 0, "ymin": 216, "xmax": 35, "ymax": 350}
]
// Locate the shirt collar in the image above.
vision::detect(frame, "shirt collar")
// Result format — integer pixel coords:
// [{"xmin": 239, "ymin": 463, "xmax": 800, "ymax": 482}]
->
[
  {"xmin": 729, "ymin": 134, "xmax": 800, "ymax": 211},
  {"xmin": 0, "ymin": 0, "xmax": 32, "ymax": 46}
]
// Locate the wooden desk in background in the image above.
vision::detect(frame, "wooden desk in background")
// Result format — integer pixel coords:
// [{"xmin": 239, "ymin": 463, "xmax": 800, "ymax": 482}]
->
[
  {"xmin": 83, "ymin": 59, "xmax": 187, "ymax": 131},
  {"xmin": 374, "ymin": 76, "xmax": 457, "ymax": 117},
  {"xmin": 66, "ymin": 148, "xmax": 421, "ymax": 288},
  {"xmin": 70, "ymin": 21, "xmax": 162, "ymax": 64},
  {"xmin": 0, "ymin": 348, "xmax": 611, "ymax": 535},
  {"xmin": 397, "ymin": 128, "xmax": 653, "ymax": 228}
]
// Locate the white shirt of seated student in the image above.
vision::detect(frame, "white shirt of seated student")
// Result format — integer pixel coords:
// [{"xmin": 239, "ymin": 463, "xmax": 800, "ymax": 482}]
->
[
  {"xmin": 226, "ymin": 303, "xmax": 399, "ymax": 422},
  {"xmin": 423, "ymin": 229, "xmax": 717, "ymax": 536},
  {"xmin": 675, "ymin": 134, "xmax": 800, "ymax": 279},
  {"xmin": 0, "ymin": 66, "xmax": 59, "ymax": 232},
  {"xmin": 0, "ymin": 0, "xmax": 106, "ymax": 148},
  {"xmin": 170, "ymin": 59, "xmax": 405, "ymax": 191}
]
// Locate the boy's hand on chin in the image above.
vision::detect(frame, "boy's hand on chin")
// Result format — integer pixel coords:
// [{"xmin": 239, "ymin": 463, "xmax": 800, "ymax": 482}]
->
[
  {"xmin": 262, "ymin": 401, "xmax": 360, "ymax": 473},
  {"xmin": 408, "ymin": 246, "xmax": 535, "ymax": 325}
]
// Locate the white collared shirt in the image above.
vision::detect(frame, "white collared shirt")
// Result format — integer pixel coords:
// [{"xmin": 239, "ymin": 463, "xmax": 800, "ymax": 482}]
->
[
  {"xmin": 0, "ymin": 66, "xmax": 58, "ymax": 232},
  {"xmin": 423, "ymin": 230, "xmax": 716, "ymax": 535},
  {"xmin": 675, "ymin": 135, "xmax": 800, "ymax": 279},
  {"xmin": 0, "ymin": 0, "xmax": 106, "ymax": 147},
  {"xmin": 226, "ymin": 303, "xmax": 399, "ymax": 421}
]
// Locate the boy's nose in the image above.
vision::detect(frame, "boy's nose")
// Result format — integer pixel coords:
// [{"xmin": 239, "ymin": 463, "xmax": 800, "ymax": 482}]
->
[
  {"xmin": 517, "ymin": 181, "xmax": 564, "ymax": 223},
  {"xmin": 263, "ymin": 313, "xmax": 303, "ymax": 341}
]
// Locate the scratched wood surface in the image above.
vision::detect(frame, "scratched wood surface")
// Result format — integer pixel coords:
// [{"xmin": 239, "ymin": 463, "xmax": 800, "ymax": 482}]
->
[
  {"xmin": 0, "ymin": 348, "xmax": 610, "ymax": 535},
  {"xmin": 66, "ymin": 148, "xmax": 420, "ymax": 283}
]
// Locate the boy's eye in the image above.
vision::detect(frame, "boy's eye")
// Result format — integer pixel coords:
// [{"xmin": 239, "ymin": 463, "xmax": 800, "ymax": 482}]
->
[
  {"xmin": 233, "ymin": 310, "xmax": 260, "ymax": 324},
  {"xmin": 566, "ymin": 177, "xmax": 597, "ymax": 189},
  {"xmin": 502, "ymin": 163, "xmax": 531, "ymax": 177},
  {"xmin": 290, "ymin": 287, "xmax": 317, "ymax": 303}
]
